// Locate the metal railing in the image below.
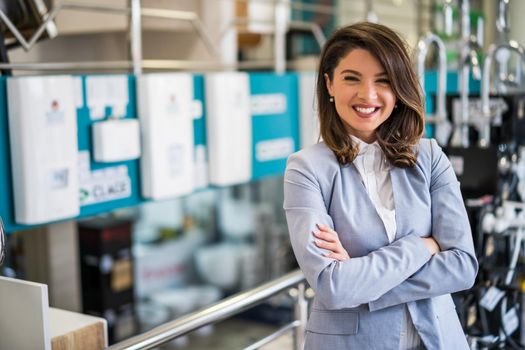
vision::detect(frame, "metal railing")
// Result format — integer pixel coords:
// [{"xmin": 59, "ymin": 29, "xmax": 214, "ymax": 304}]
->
[{"xmin": 108, "ymin": 270, "xmax": 308, "ymax": 350}]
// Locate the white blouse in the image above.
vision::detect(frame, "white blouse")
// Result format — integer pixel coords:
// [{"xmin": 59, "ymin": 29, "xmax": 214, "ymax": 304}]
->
[{"xmin": 350, "ymin": 136, "xmax": 422, "ymax": 350}]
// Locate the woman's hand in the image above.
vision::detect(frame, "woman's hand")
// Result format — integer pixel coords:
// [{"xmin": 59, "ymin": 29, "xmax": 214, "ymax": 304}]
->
[
  {"xmin": 421, "ymin": 237, "xmax": 440, "ymax": 256},
  {"xmin": 313, "ymin": 224, "xmax": 350, "ymax": 261}
]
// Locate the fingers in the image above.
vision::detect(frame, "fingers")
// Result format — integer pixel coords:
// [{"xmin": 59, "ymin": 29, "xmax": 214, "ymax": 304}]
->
[
  {"xmin": 312, "ymin": 225, "xmax": 350, "ymax": 261},
  {"xmin": 312, "ymin": 229, "xmax": 336, "ymax": 242},
  {"xmin": 316, "ymin": 223, "xmax": 337, "ymax": 236},
  {"xmin": 322, "ymin": 251, "xmax": 348, "ymax": 261},
  {"xmin": 314, "ymin": 238, "xmax": 339, "ymax": 251},
  {"xmin": 313, "ymin": 223, "xmax": 339, "ymax": 242}
]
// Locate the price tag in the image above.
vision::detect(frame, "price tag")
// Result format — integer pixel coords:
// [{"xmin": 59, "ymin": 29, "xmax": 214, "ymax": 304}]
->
[
  {"xmin": 480, "ymin": 286, "xmax": 505, "ymax": 311},
  {"xmin": 503, "ymin": 307, "xmax": 519, "ymax": 336}
]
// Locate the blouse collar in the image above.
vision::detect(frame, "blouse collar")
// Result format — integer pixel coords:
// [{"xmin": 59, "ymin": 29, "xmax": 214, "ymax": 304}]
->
[
  {"xmin": 350, "ymin": 135, "xmax": 381, "ymax": 156},
  {"xmin": 350, "ymin": 134, "xmax": 390, "ymax": 171}
]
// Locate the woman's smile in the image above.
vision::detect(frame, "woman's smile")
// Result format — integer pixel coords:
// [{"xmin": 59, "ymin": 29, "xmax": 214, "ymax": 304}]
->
[{"xmin": 352, "ymin": 104, "xmax": 382, "ymax": 118}]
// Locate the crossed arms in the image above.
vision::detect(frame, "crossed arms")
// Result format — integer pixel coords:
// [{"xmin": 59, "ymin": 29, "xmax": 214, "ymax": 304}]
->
[{"xmin": 283, "ymin": 140, "xmax": 478, "ymax": 311}]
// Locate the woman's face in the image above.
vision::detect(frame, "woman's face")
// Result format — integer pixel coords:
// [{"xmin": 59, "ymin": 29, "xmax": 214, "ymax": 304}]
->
[{"xmin": 325, "ymin": 48, "xmax": 397, "ymax": 143}]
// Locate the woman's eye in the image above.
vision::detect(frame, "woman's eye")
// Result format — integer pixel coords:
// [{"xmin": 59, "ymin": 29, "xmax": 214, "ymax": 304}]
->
[
  {"xmin": 343, "ymin": 76, "xmax": 359, "ymax": 81},
  {"xmin": 377, "ymin": 79, "xmax": 390, "ymax": 84}
]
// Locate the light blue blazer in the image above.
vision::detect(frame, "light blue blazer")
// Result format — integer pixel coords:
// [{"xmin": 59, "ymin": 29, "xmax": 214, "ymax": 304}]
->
[{"xmin": 284, "ymin": 138, "xmax": 478, "ymax": 350}]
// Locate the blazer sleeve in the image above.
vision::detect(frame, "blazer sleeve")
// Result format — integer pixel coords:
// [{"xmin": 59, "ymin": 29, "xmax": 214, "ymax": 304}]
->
[
  {"xmin": 368, "ymin": 139, "xmax": 479, "ymax": 312},
  {"xmin": 284, "ymin": 150, "xmax": 432, "ymax": 310}
]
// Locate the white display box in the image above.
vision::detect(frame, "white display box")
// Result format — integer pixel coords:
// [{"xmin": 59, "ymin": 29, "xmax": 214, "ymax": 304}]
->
[
  {"xmin": 7, "ymin": 76, "xmax": 80, "ymax": 224},
  {"xmin": 299, "ymin": 72, "xmax": 320, "ymax": 148},
  {"xmin": 205, "ymin": 72, "xmax": 252, "ymax": 186},
  {"xmin": 137, "ymin": 73, "xmax": 195, "ymax": 199},
  {"xmin": 92, "ymin": 118, "xmax": 141, "ymax": 163}
]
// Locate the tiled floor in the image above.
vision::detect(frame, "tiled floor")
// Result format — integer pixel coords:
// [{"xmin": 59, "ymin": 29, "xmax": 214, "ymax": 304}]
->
[{"xmin": 161, "ymin": 318, "xmax": 293, "ymax": 350}]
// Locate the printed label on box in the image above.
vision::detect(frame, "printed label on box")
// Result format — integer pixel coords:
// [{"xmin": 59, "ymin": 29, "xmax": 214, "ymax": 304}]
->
[
  {"xmin": 78, "ymin": 151, "xmax": 132, "ymax": 205},
  {"xmin": 251, "ymin": 93, "xmax": 287, "ymax": 115},
  {"xmin": 256, "ymin": 137, "xmax": 294, "ymax": 162}
]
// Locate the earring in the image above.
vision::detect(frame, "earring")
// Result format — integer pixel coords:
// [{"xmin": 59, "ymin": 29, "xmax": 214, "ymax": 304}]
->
[
  {"xmin": 330, "ymin": 96, "xmax": 334, "ymax": 102},
  {"xmin": 394, "ymin": 104, "xmax": 398, "ymax": 109}
]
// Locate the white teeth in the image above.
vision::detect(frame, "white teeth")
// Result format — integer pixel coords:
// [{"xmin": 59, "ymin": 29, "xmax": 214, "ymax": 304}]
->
[{"xmin": 355, "ymin": 107, "xmax": 376, "ymax": 114}]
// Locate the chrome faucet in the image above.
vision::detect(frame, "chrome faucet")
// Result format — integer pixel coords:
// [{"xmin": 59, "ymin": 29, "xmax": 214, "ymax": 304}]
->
[
  {"xmin": 451, "ymin": 0, "xmax": 483, "ymax": 147},
  {"xmin": 480, "ymin": 41, "xmax": 525, "ymax": 147},
  {"xmin": 417, "ymin": 33, "xmax": 448, "ymax": 144},
  {"xmin": 495, "ymin": 0, "xmax": 522, "ymax": 91}
]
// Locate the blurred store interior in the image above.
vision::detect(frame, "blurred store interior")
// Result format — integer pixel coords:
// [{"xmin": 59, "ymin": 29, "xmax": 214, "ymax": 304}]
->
[{"xmin": 3, "ymin": 0, "xmax": 525, "ymax": 349}]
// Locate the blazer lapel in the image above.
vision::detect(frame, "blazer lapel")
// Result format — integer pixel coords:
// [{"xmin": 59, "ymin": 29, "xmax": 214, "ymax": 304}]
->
[
  {"xmin": 349, "ymin": 164, "xmax": 390, "ymax": 244},
  {"xmin": 390, "ymin": 166, "xmax": 408, "ymax": 239}
]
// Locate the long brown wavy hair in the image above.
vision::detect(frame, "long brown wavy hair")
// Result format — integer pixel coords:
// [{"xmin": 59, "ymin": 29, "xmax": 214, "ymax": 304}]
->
[{"xmin": 317, "ymin": 22, "xmax": 425, "ymax": 168}]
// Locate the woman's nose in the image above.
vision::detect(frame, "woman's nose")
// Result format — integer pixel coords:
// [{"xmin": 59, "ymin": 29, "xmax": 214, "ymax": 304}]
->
[{"xmin": 357, "ymin": 81, "xmax": 378, "ymax": 100}]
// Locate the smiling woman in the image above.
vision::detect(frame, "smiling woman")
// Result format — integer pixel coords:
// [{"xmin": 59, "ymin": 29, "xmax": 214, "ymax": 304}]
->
[
  {"xmin": 284, "ymin": 22, "xmax": 477, "ymax": 350},
  {"xmin": 317, "ymin": 22, "xmax": 424, "ymax": 168},
  {"xmin": 324, "ymin": 48, "xmax": 397, "ymax": 143}
]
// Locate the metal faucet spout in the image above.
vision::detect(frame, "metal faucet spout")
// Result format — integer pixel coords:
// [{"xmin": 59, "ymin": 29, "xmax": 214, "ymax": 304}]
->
[
  {"xmin": 479, "ymin": 42, "xmax": 525, "ymax": 147},
  {"xmin": 417, "ymin": 33, "xmax": 448, "ymax": 125}
]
